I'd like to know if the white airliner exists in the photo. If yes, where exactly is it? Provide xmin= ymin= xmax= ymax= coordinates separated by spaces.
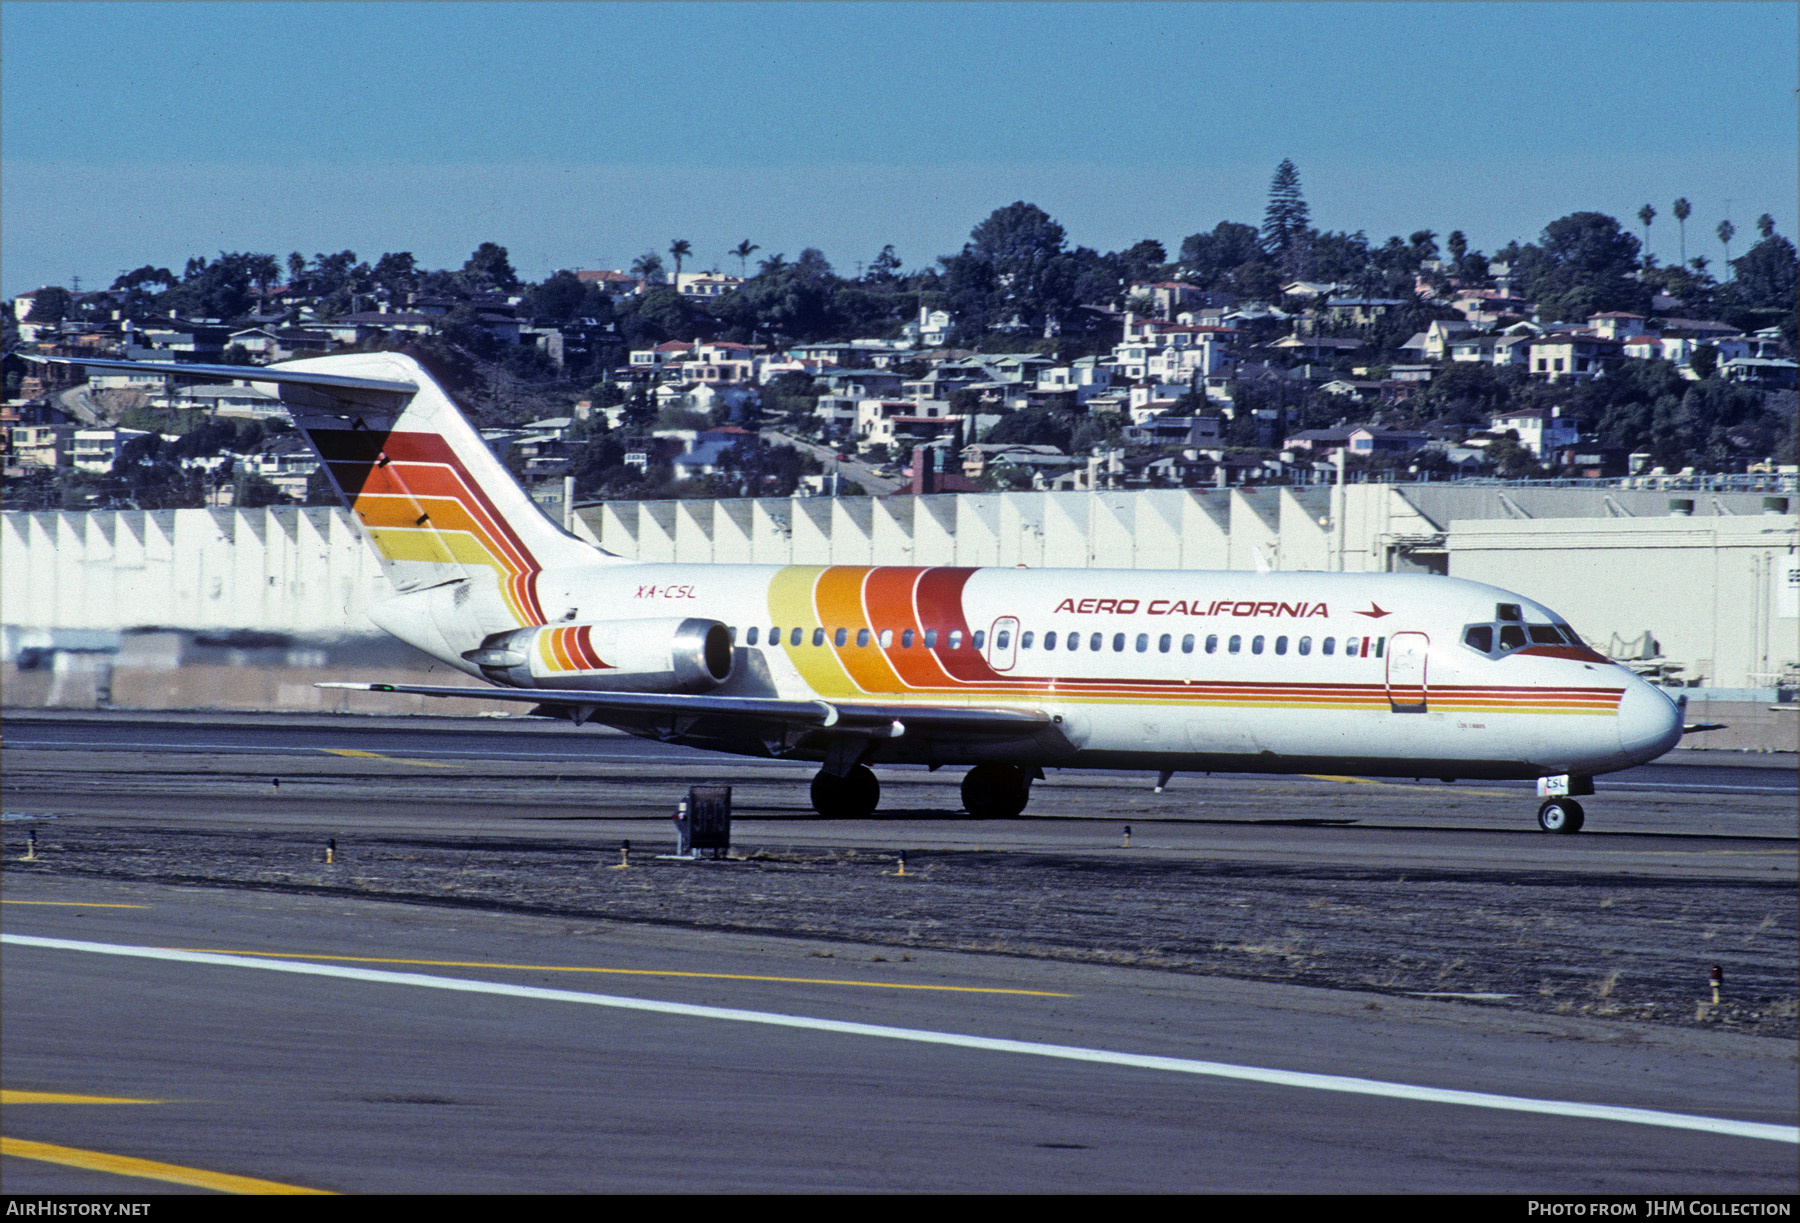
xmin=43 ymin=352 xmax=1685 ymax=832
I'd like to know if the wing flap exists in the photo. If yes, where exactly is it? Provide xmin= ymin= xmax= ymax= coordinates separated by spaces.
xmin=315 ymin=682 xmax=1052 ymax=736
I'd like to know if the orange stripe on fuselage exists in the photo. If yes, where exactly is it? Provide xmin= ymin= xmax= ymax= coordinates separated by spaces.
xmin=864 ymin=566 xmax=946 ymax=690
xmin=813 ymin=567 xmax=906 ymax=694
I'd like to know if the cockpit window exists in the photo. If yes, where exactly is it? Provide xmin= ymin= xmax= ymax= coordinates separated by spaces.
xmin=1465 ymin=606 xmax=1591 ymax=660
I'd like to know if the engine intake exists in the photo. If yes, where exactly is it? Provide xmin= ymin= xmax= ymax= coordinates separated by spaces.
xmin=464 ymin=617 xmax=733 ymax=694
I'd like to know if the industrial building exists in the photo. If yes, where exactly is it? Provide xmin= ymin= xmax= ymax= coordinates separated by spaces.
xmin=3 ymin=484 xmax=1795 ymax=698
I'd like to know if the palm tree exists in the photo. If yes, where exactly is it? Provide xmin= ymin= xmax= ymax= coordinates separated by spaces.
xmin=247 ymin=254 xmax=282 ymax=316
xmin=1672 ymin=198 xmax=1691 ymax=267
xmin=1716 ymin=219 xmax=1736 ymax=272
xmin=630 ymin=252 xmax=665 ymax=284
xmin=731 ymin=240 xmax=760 ymax=278
xmin=668 ymin=239 xmax=692 ymax=290
xmin=1757 ymin=213 xmax=1775 ymax=241
xmin=1636 ymin=204 xmax=1655 ymax=267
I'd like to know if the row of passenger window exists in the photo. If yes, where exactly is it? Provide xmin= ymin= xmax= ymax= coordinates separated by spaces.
xmin=732 ymin=624 xmax=1386 ymax=659
xmin=1013 ymin=630 xmax=1384 ymax=658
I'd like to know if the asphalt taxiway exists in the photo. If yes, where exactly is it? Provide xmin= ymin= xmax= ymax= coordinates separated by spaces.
xmin=2 ymin=712 xmax=1795 ymax=1193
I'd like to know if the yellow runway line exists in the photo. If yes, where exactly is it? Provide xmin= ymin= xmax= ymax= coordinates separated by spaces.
xmin=0 ymin=1136 xmax=332 ymax=1195
xmin=1 ymin=901 xmax=149 ymax=909
xmin=320 ymin=748 xmax=462 ymax=769
xmin=173 ymin=948 xmax=1072 ymax=997
xmin=2 ymin=1091 xmax=163 ymax=1105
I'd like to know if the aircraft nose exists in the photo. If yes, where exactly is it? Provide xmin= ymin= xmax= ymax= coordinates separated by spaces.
xmin=1617 ymin=679 xmax=1683 ymax=762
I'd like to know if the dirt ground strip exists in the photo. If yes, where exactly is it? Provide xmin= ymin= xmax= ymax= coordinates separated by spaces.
xmin=6 ymin=823 xmax=1794 ymax=1041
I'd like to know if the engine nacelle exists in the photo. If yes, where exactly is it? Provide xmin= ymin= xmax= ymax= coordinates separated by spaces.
xmin=462 ymin=617 xmax=733 ymax=694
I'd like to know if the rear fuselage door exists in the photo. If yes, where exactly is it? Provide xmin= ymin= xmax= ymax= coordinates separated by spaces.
xmin=1386 ymin=631 xmax=1429 ymax=711
xmin=987 ymin=616 xmax=1020 ymax=672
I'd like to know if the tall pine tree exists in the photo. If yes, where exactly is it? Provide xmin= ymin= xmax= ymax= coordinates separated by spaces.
xmin=1262 ymin=158 xmax=1312 ymax=279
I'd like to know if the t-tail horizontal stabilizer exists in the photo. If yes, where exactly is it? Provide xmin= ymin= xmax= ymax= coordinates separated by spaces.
xmin=23 ymin=355 xmax=418 ymax=412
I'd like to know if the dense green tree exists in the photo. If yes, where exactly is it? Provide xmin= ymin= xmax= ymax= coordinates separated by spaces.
xmin=866 ymin=244 xmax=903 ymax=284
xmin=1116 ymin=239 xmax=1168 ymax=286
xmin=24 ymin=286 xmax=72 ymax=322
xmin=1306 ymin=230 xmax=1372 ymax=288
xmin=526 ymin=270 xmax=616 ymax=322
xmin=1178 ymin=221 xmax=1263 ymax=289
xmin=1511 ymin=212 xmax=1647 ymax=320
xmin=291 ymin=250 xmax=360 ymax=299
xmin=112 ymin=266 xmax=178 ymax=293
xmin=156 ymin=252 xmax=280 ymax=320
xmin=939 ymin=202 xmax=1076 ymax=335
xmin=1261 ymin=159 xmax=1311 ymax=276
xmin=716 ymin=437 xmax=810 ymax=497
xmin=615 ymin=287 xmax=694 ymax=349
xmin=371 ymin=252 xmax=419 ymax=299
xmin=461 ymin=242 xmax=519 ymax=293
xmin=567 ymin=433 xmax=628 ymax=496
xmin=985 ymin=407 xmax=1073 ymax=451
xmin=1725 ymin=232 xmax=1798 ymax=330
xmin=1484 ymin=433 xmax=1542 ymax=478
xmin=713 ymin=248 xmax=841 ymax=343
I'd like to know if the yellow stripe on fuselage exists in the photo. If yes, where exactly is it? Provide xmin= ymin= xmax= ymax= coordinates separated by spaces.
xmin=770 ymin=565 xmax=858 ymax=698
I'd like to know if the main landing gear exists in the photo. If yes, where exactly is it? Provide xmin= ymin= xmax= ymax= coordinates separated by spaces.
xmin=810 ymin=765 xmax=880 ymax=818
xmin=807 ymin=763 xmax=1037 ymax=819
xmin=1536 ymin=798 xmax=1585 ymax=834
xmin=961 ymin=764 xmax=1033 ymax=819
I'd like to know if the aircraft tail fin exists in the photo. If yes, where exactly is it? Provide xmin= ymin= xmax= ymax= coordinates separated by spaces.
xmin=34 ymin=352 xmax=616 ymax=628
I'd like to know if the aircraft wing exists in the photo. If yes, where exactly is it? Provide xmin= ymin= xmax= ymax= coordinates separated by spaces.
xmin=316 ymin=681 xmax=1053 ymax=737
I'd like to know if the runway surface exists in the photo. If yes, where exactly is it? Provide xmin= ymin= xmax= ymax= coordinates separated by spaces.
xmin=2 ymin=711 xmax=1795 ymax=1194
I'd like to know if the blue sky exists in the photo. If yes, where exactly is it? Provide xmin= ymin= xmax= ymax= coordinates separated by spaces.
xmin=4 ymin=1 xmax=1797 ymax=298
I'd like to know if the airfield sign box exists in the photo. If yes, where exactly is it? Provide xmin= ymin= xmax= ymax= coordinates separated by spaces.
xmin=678 ymin=785 xmax=732 ymax=857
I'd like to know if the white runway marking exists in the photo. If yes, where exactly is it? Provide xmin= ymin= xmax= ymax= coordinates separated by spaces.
xmin=6 ymin=933 xmax=1795 ymax=1146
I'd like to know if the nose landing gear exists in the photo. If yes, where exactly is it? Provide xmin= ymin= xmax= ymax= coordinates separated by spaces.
xmin=1536 ymin=798 xmax=1585 ymax=834
xmin=1535 ymin=774 xmax=1594 ymax=834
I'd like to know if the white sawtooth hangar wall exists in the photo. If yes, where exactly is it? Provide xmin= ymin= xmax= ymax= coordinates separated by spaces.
xmin=3 ymin=485 xmax=1794 ymax=689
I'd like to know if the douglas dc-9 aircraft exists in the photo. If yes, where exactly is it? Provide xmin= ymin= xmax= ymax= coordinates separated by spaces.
xmin=41 ymin=352 xmax=1686 ymax=832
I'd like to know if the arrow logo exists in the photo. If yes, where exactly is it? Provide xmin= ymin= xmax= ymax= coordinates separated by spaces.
xmin=1356 ymin=603 xmax=1392 ymax=619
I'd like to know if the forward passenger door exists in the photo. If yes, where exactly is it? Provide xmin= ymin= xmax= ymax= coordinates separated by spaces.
xmin=1386 ymin=631 xmax=1429 ymax=712
xmin=986 ymin=617 xmax=1020 ymax=672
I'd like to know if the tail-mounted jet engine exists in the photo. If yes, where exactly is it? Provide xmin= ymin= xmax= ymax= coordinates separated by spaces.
xmin=462 ymin=618 xmax=734 ymax=694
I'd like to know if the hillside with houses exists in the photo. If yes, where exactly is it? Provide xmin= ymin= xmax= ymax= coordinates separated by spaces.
xmin=5 ymin=163 xmax=1795 ymax=512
